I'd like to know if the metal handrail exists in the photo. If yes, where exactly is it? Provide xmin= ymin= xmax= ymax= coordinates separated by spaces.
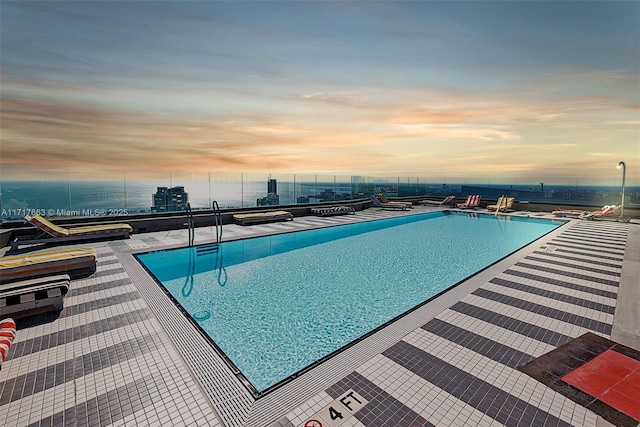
xmin=212 ymin=200 xmax=222 ymax=244
xmin=185 ymin=202 xmax=195 ymax=247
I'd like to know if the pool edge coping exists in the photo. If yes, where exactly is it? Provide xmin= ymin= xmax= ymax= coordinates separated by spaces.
xmin=120 ymin=210 xmax=573 ymax=427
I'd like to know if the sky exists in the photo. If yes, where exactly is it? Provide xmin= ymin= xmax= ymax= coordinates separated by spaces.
xmin=1 ymin=1 xmax=639 ymax=185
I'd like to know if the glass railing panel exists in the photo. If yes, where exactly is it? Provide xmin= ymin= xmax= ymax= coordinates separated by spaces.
xmin=268 ymin=174 xmax=295 ymax=205
xmin=209 ymin=173 xmax=244 ymax=209
xmin=2 ymin=170 xmax=637 ymax=224
xmin=332 ymin=175 xmax=354 ymax=201
xmin=292 ymin=174 xmax=317 ymax=205
xmin=164 ymin=172 xmax=212 ymax=212
xmin=1 ymin=170 xmax=70 ymax=221
xmin=242 ymin=173 xmax=273 ymax=208
xmin=68 ymin=169 xmax=127 ymax=219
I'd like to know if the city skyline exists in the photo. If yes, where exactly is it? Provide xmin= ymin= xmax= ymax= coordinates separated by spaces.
xmin=1 ymin=1 xmax=638 ymax=186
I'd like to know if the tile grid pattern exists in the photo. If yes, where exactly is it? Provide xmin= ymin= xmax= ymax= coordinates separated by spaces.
xmin=0 ymin=208 xmax=413 ymax=427
xmin=0 ymin=246 xmax=221 ymax=427
xmin=0 ymin=209 xmax=633 ymax=427
xmin=276 ymin=219 xmax=629 ymax=427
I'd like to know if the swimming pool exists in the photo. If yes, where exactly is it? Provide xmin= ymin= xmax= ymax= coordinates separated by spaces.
xmin=136 ymin=211 xmax=563 ymax=395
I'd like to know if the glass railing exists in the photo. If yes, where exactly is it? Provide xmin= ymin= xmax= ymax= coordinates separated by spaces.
xmin=0 ymin=170 xmax=637 ymax=221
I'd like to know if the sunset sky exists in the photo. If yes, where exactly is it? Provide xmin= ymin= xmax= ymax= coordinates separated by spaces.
xmin=1 ymin=1 xmax=638 ymax=185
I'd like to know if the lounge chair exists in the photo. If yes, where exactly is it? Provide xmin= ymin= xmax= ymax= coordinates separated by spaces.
xmin=1 ymin=274 xmax=70 ymax=318
xmin=369 ymin=195 xmax=409 ymax=211
xmin=12 ymin=215 xmax=132 ymax=249
xmin=378 ymin=193 xmax=413 ymax=208
xmin=552 ymin=208 xmax=588 ymax=218
xmin=0 ymin=247 xmax=97 ymax=283
xmin=456 ymin=195 xmax=481 ymax=209
xmin=310 ymin=206 xmax=355 ymax=217
xmin=418 ymin=195 xmax=455 ymax=206
xmin=487 ymin=196 xmax=514 ymax=212
xmin=582 ymin=205 xmax=621 ymax=220
xmin=0 ymin=318 xmax=16 ymax=370
xmin=233 ymin=210 xmax=293 ymax=225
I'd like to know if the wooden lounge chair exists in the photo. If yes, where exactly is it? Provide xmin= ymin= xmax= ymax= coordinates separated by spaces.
xmin=487 ymin=196 xmax=514 ymax=212
xmin=12 ymin=215 xmax=132 ymax=249
xmin=1 ymin=274 xmax=70 ymax=318
xmin=418 ymin=195 xmax=455 ymax=206
xmin=310 ymin=206 xmax=355 ymax=217
xmin=456 ymin=195 xmax=481 ymax=209
xmin=369 ymin=195 xmax=409 ymax=211
xmin=378 ymin=193 xmax=413 ymax=208
xmin=233 ymin=210 xmax=293 ymax=225
xmin=0 ymin=247 xmax=97 ymax=283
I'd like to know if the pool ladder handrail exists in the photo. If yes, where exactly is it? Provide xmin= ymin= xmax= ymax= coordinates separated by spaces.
xmin=212 ymin=200 xmax=222 ymax=245
xmin=211 ymin=200 xmax=227 ymax=286
xmin=186 ymin=202 xmax=195 ymax=246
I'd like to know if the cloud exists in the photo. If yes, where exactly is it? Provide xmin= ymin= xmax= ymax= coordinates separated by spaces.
xmin=2 ymin=66 xmax=638 ymax=184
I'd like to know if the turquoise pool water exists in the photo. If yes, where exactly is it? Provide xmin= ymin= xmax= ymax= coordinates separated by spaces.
xmin=136 ymin=211 xmax=563 ymax=393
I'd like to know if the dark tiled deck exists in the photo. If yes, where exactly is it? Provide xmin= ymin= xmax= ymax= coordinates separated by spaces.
xmin=0 ymin=208 xmax=637 ymax=427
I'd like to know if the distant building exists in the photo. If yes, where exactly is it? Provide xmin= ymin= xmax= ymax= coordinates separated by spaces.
xmin=152 ymin=186 xmax=189 ymax=212
xmin=257 ymin=178 xmax=280 ymax=206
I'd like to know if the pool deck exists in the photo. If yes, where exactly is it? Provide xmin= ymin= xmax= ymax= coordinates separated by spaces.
xmin=1 ymin=207 xmax=638 ymax=427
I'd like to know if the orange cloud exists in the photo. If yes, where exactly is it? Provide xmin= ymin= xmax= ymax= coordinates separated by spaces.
xmin=2 ymin=74 xmax=638 ymax=185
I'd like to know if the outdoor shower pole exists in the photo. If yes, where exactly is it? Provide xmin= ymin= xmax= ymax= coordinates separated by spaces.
xmin=617 ymin=161 xmax=626 ymax=218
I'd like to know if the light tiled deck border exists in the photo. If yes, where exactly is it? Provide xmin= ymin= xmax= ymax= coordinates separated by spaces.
xmin=0 ymin=207 xmax=637 ymax=427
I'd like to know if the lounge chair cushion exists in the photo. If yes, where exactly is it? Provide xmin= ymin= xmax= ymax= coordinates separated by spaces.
xmin=310 ymin=206 xmax=355 ymax=216
xmin=0 ymin=319 xmax=16 ymax=366
xmin=369 ymin=195 xmax=409 ymax=210
xmin=0 ymin=247 xmax=97 ymax=283
xmin=418 ymin=195 xmax=455 ymax=206
xmin=456 ymin=195 xmax=481 ymax=208
xmin=26 ymin=215 xmax=133 ymax=237
xmin=487 ymin=197 xmax=515 ymax=211
xmin=233 ymin=211 xmax=293 ymax=225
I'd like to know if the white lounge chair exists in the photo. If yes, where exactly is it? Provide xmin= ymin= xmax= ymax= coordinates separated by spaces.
xmin=418 ymin=195 xmax=455 ymax=206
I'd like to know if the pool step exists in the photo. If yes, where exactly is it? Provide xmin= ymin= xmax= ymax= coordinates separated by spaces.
xmin=196 ymin=243 xmax=219 ymax=256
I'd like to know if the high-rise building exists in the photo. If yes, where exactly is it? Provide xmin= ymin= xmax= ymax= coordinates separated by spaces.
xmin=152 ymin=186 xmax=189 ymax=212
xmin=257 ymin=178 xmax=279 ymax=206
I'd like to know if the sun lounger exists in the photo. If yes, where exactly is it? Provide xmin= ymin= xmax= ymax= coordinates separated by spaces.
xmin=233 ymin=210 xmax=293 ymax=225
xmin=377 ymin=193 xmax=413 ymax=207
xmin=310 ymin=206 xmax=355 ymax=217
xmin=0 ymin=247 xmax=97 ymax=283
xmin=456 ymin=195 xmax=481 ymax=209
xmin=582 ymin=205 xmax=621 ymax=220
xmin=12 ymin=215 xmax=132 ymax=249
xmin=369 ymin=195 xmax=409 ymax=211
xmin=1 ymin=274 xmax=70 ymax=318
xmin=552 ymin=208 xmax=588 ymax=218
xmin=418 ymin=195 xmax=455 ymax=206
xmin=487 ymin=196 xmax=514 ymax=212
xmin=0 ymin=318 xmax=16 ymax=370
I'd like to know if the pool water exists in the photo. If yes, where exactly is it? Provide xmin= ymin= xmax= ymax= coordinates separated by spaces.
xmin=137 ymin=211 xmax=562 ymax=393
